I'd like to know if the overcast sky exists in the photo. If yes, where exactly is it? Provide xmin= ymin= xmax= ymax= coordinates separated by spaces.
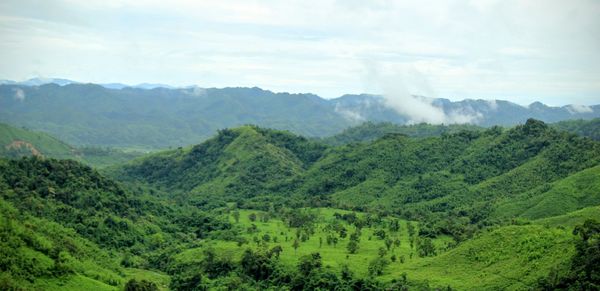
xmin=0 ymin=0 xmax=599 ymax=105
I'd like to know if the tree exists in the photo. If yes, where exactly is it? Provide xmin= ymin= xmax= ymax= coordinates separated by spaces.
xmin=368 ymin=257 xmax=389 ymax=276
xmin=416 ymin=237 xmax=436 ymax=257
xmin=125 ymin=279 xmax=159 ymax=291
xmin=347 ymin=240 xmax=359 ymax=254
xmin=378 ymin=246 xmax=387 ymax=257
xmin=249 ymin=213 xmax=257 ymax=222
xmin=292 ymin=239 xmax=300 ymax=254
xmin=385 ymin=238 xmax=393 ymax=251
xmin=270 ymin=245 xmax=283 ymax=259
xmin=298 ymin=253 xmax=322 ymax=276
xmin=232 ymin=210 xmax=240 ymax=223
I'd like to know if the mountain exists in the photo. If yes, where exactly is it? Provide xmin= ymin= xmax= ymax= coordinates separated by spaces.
xmin=1 ymin=83 xmax=599 ymax=149
xmin=0 ymin=123 xmax=143 ymax=167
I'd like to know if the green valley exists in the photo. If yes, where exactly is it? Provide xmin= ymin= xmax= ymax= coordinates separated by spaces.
xmin=1 ymin=119 xmax=599 ymax=290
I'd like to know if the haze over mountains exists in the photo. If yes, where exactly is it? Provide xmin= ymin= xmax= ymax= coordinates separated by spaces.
xmin=1 ymin=80 xmax=599 ymax=149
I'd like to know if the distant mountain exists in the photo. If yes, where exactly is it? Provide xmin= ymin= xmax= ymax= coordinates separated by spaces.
xmin=0 ymin=82 xmax=598 ymax=149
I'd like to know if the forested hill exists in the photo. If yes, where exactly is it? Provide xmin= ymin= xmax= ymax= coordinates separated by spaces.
xmin=115 ymin=119 xmax=600 ymax=236
xmin=318 ymin=122 xmax=484 ymax=145
xmin=2 ymin=119 xmax=600 ymax=290
xmin=552 ymin=118 xmax=600 ymax=140
xmin=1 ymin=83 xmax=599 ymax=149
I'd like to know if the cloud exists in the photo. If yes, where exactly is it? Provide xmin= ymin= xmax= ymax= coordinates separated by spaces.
xmin=334 ymin=103 xmax=365 ymax=122
xmin=566 ymin=104 xmax=593 ymax=114
xmin=0 ymin=0 xmax=598 ymax=104
xmin=12 ymin=88 xmax=25 ymax=101
xmin=369 ymin=63 xmax=482 ymax=124
xmin=486 ymin=99 xmax=498 ymax=111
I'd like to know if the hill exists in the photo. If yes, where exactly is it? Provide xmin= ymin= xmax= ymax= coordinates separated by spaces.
xmin=318 ymin=122 xmax=484 ymax=145
xmin=1 ymin=83 xmax=599 ymax=149
xmin=115 ymin=120 xmax=600 ymax=238
xmin=112 ymin=126 xmax=327 ymax=205
xmin=0 ymin=123 xmax=143 ymax=167
xmin=2 ymin=119 xmax=600 ymax=290
xmin=552 ymin=118 xmax=600 ymax=140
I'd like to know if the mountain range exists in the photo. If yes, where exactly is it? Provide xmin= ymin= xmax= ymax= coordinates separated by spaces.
xmin=0 ymin=80 xmax=598 ymax=149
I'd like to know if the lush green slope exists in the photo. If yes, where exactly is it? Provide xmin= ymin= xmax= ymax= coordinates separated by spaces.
xmin=113 ymin=126 xmax=327 ymax=203
xmin=493 ymin=165 xmax=600 ymax=220
xmin=552 ymin=118 xmax=600 ymax=140
xmin=0 ymin=123 xmax=75 ymax=159
xmin=0 ymin=123 xmax=143 ymax=167
xmin=319 ymin=121 xmax=484 ymax=145
xmin=3 ymin=119 xmax=600 ymax=290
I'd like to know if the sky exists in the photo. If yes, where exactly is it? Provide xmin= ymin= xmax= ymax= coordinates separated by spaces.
xmin=0 ymin=0 xmax=599 ymax=106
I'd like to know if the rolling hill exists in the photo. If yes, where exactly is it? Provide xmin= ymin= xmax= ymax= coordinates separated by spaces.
xmin=2 ymin=119 xmax=599 ymax=290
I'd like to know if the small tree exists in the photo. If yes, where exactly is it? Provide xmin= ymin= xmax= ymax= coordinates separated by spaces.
xmin=292 ymin=239 xmax=300 ymax=254
xmin=248 ymin=213 xmax=257 ymax=222
xmin=385 ymin=238 xmax=393 ymax=251
xmin=347 ymin=240 xmax=359 ymax=254
xmin=368 ymin=257 xmax=389 ymax=276
xmin=232 ymin=210 xmax=240 ymax=223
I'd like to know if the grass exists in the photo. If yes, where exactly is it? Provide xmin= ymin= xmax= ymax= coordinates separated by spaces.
xmin=172 ymin=207 xmax=582 ymax=290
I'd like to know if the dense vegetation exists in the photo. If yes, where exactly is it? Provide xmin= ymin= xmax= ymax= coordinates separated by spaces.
xmin=1 ymin=84 xmax=598 ymax=149
xmin=317 ymin=122 xmax=483 ymax=145
xmin=553 ymin=118 xmax=600 ymax=141
xmin=1 ymin=118 xmax=599 ymax=290
xmin=0 ymin=123 xmax=143 ymax=167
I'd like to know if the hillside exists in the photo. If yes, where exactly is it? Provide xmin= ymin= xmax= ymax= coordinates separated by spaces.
xmin=113 ymin=126 xmax=327 ymax=204
xmin=0 ymin=123 xmax=143 ymax=167
xmin=2 ymin=120 xmax=599 ymax=290
xmin=116 ymin=120 xmax=600 ymax=237
xmin=552 ymin=118 xmax=600 ymax=140
xmin=318 ymin=122 xmax=484 ymax=145
xmin=1 ymin=83 xmax=599 ymax=149
xmin=0 ymin=123 xmax=75 ymax=159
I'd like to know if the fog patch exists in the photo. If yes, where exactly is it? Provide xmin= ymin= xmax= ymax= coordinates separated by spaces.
xmin=566 ymin=104 xmax=593 ymax=114
xmin=13 ymin=88 xmax=25 ymax=101
xmin=334 ymin=103 xmax=366 ymax=122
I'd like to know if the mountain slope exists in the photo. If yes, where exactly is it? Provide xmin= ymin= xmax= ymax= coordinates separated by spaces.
xmin=1 ymin=83 xmax=599 ymax=149
xmin=113 ymin=126 xmax=327 ymax=203
xmin=0 ymin=123 xmax=76 ymax=159
xmin=552 ymin=118 xmax=600 ymax=140
xmin=0 ymin=123 xmax=142 ymax=167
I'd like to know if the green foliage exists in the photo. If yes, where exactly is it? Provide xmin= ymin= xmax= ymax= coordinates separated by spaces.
xmin=320 ymin=121 xmax=483 ymax=145
xmin=552 ymin=118 xmax=600 ymax=141
xmin=0 ymin=123 xmax=143 ymax=167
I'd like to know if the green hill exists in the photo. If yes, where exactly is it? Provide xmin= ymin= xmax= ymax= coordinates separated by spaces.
xmin=0 ymin=123 xmax=75 ymax=159
xmin=552 ymin=118 xmax=600 ymax=140
xmin=2 ymin=119 xmax=600 ymax=290
xmin=319 ymin=121 xmax=484 ymax=145
xmin=0 ymin=123 xmax=143 ymax=167
xmin=113 ymin=126 xmax=327 ymax=203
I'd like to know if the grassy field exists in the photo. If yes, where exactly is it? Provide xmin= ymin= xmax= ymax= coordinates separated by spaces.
xmin=170 ymin=207 xmax=579 ymax=290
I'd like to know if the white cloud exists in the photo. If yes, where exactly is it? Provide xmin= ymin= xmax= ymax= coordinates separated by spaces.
xmin=334 ymin=103 xmax=365 ymax=122
xmin=567 ymin=104 xmax=593 ymax=114
xmin=12 ymin=88 xmax=25 ymax=101
xmin=0 ymin=0 xmax=599 ymax=105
